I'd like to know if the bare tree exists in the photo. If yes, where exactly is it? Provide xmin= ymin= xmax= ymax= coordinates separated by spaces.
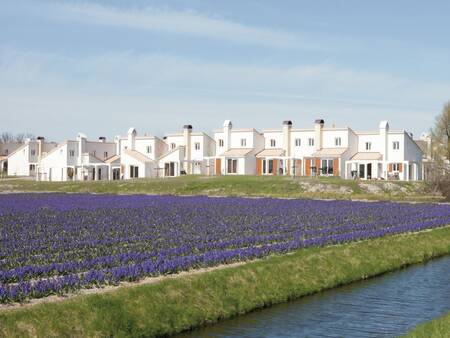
xmin=0 ymin=132 xmax=14 ymax=143
xmin=431 ymin=101 xmax=450 ymax=160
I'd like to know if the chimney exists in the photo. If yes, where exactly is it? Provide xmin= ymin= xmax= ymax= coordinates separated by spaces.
xmin=314 ymin=119 xmax=324 ymax=151
xmin=183 ymin=125 xmax=193 ymax=174
xmin=127 ymin=128 xmax=137 ymax=151
xmin=98 ymin=136 xmax=106 ymax=143
xmin=223 ymin=120 xmax=232 ymax=151
xmin=114 ymin=135 xmax=121 ymax=155
xmin=37 ymin=136 xmax=44 ymax=159
xmin=379 ymin=121 xmax=389 ymax=161
xmin=282 ymin=120 xmax=292 ymax=156
xmin=77 ymin=133 xmax=87 ymax=160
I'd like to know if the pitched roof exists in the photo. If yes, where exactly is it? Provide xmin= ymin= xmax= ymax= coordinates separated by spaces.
xmin=414 ymin=140 xmax=427 ymax=155
xmin=157 ymin=146 xmax=184 ymax=161
xmin=256 ymin=149 xmax=285 ymax=157
xmin=312 ymin=148 xmax=348 ymax=158
xmin=123 ymin=149 xmax=153 ymax=163
xmin=104 ymin=154 xmax=120 ymax=164
xmin=350 ymin=152 xmax=383 ymax=161
xmin=220 ymin=148 xmax=254 ymax=157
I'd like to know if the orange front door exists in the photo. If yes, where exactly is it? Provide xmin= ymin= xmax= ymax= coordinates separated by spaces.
xmin=256 ymin=158 xmax=262 ymax=175
xmin=273 ymin=159 xmax=278 ymax=175
xmin=305 ymin=158 xmax=311 ymax=176
xmin=215 ymin=158 xmax=221 ymax=176
xmin=333 ymin=158 xmax=339 ymax=176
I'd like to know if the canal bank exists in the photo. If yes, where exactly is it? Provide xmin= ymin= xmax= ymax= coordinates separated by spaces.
xmin=178 ymin=255 xmax=450 ymax=337
xmin=1 ymin=226 xmax=449 ymax=337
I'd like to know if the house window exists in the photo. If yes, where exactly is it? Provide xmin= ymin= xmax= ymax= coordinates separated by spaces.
xmin=219 ymin=139 xmax=224 ymax=147
xmin=227 ymin=159 xmax=238 ymax=174
xmin=320 ymin=159 xmax=334 ymax=175
xmin=130 ymin=165 xmax=139 ymax=178
xmin=195 ymin=142 xmax=200 ymax=150
xmin=31 ymin=149 xmax=36 ymax=156
xmin=29 ymin=164 xmax=36 ymax=171
xmin=104 ymin=151 xmax=108 ymax=158
xmin=295 ymin=138 xmax=301 ymax=147
xmin=240 ymin=139 xmax=247 ymax=147
xmin=392 ymin=163 xmax=400 ymax=171
xmin=393 ymin=141 xmax=400 ymax=150
xmin=171 ymin=143 xmax=176 ymax=149
xmin=270 ymin=139 xmax=276 ymax=147
xmin=366 ymin=142 xmax=372 ymax=151
xmin=335 ymin=137 xmax=341 ymax=146
xmin=308 ymin=138 xmax=314 ymax=146
xmin=263 ymin=159 xmax=274 ymax=174
xmin=69 ymin=150 xmax=75 ymax=157
xmin=146 ymin=146 xmax=152 ymax=154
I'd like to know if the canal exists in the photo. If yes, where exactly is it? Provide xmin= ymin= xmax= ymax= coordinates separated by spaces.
xmin=178 ymin=255 xmax=450 ymax=337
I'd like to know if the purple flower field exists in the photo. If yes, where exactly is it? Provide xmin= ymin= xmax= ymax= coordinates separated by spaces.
xmin=1 ymin=193 xmax=449 ymax=303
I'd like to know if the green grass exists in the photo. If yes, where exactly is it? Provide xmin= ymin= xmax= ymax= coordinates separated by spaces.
xmin=403 ymin=312 xmax=450 ymax=338
xmin=0 ymin=175 xmax=440 ymax=202
xmin=1 ymin=226 xmax=449 ymax=337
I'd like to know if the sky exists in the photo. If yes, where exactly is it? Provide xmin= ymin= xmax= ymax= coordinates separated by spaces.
xmin=1 ymin=0 xmax=449 ymax=141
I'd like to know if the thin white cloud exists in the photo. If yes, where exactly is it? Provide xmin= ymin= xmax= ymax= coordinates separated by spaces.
xmin=0 ymin=48 xmax=446 ymax=138
xmin=37 ymin=2 xmax=303 ymax=48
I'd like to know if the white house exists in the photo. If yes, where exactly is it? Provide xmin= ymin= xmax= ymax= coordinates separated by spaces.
xmin=7 ymin=138 xmax=58 ymax=177
xmin=213 ymin=120 xmax=264 ymax=175
xmin=0 ymin=142 xmax=22 ymax=175
xmin=36 ymin=134 xmax=117 ymax=181
xmin=115 ymin=128 xmax=167 ymax=179
xmin=346 ymin=121 xmax=423 ymax=180
xmin=161 ymin=125 xmax=215 ymax=177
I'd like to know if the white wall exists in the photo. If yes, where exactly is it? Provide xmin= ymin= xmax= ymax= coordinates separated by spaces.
xmin=263 ymin=131 xmax=283 ymax=149
xmin=290 ymin=130 xmax=316 ymax=158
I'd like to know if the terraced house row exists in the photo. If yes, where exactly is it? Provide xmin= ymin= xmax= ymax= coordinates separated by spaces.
xmin=1 ymin=119 xmax=430 ymax=181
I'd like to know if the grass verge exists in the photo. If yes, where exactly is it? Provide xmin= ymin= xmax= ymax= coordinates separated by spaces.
xmin=0 ymin=226 xmax=449 ymax=337
xmin=0 ymin=175 xmax=441 ymax=202
xmin=403 ymin=311 xmax=450 ymax=338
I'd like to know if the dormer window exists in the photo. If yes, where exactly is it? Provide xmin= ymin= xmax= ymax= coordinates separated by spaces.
xmin=240 ymin=139 xmax=247 ymax=147
xmin=270 ymin=139 xmax=276 ymax=147
xmin=393 ymin=141 xmax=400 ymax=150
xmin=171 ymin=143 xmax=176 ymax=149
xmin=335 ymin=137 xmax=341 ymax=146
xmin=365 ymin=142 xmax=372 ymax=151
xmin=219 ymin=139 xmax=224 ymax=147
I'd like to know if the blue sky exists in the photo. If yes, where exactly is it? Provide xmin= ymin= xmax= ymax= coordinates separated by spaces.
xmin=1 ymin=0 xmax=449 ymax=140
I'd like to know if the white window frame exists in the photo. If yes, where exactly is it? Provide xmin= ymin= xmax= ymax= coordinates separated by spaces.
xmin=194 ymin=142 xmax=201 ymax=150
xmin=365 ymin=142 xmax=372 ymax=151
xmin=171 ymin=143 xmax=176 ymax=150
xmin=308 ymin=138 xmax=314 ymax=147
xmin=270 ymin=139 xmax=276 ymax=147
xmin=393 ymin=163 xmax=400 ymax=171
xmin=295 ymin=138 xmax=301 ymax=147
xmin=393 ymin=141 xmax=400 ymax=150
xmin=146 ymin=145 xmax=152 ymax=154
xmin=335 ymin=137 xmax=341 ymax=146
xmin=227 ymin=158 xmax=238 ymax=174
xmin=69 ymin=150 xmax=75 ymax=157
xmin=104 ymin=151 xmax=108 ymax=158
xmin=240 ymin=138 xmax=247 ymax=147
xmin=218 ymin=139 xmax=224 ymax=147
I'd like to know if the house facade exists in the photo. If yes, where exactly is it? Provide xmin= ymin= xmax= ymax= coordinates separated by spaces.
xmin=36 ymin=134 xmax=117 ymax=181
xmin=7 ymin=138 xmax=58 ymax=177
xmin=6 ymin=118 xmax=424 ymax=182
xmin=0 ymin=142 xmax=22 ymax=175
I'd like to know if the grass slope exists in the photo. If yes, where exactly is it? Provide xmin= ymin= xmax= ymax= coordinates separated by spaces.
xmin=404 ymin=312 xmax=450 ymax=338
xmin=1 ymin=226 xmax=449 ymax=337
xmin=0 ymin=175 xmax=440 ymax=202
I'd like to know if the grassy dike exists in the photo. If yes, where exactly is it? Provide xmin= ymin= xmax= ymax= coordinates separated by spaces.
xmin=404 ymin=312 xmax=450 ymax=338
xmin=0 ymin=175 xmax=441 ymax=202
xmin=0 ymin=226 xmax=449 ymax=337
